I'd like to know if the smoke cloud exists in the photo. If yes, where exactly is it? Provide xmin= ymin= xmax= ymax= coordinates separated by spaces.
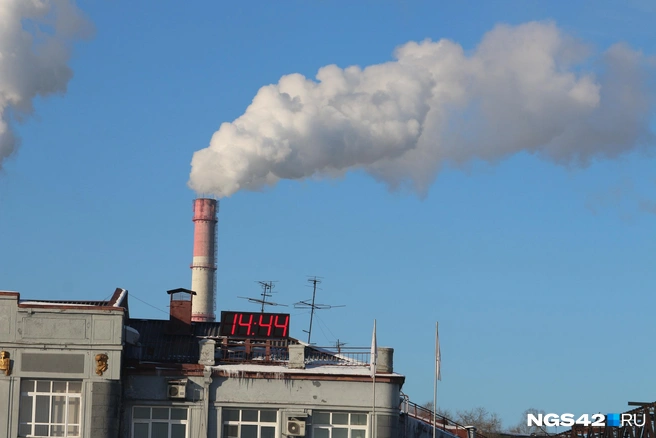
xmin=189 ymin=22 xmax=654 ymax=197
xmin=0 ymin=0 xmax=91 ymax=168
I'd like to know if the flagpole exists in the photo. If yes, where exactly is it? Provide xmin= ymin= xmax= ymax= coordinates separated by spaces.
xmin=433 ymin=321 xmax=439 ymax=438
xmin=371 ymin=319 xmax=377 ymax=438
xmin=373 ymin=366 xmax=377 ymax=438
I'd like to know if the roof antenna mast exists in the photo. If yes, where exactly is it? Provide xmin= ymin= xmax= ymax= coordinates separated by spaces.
xmin=294 ymin=276 xmax=344 ymax=344
xmin=239 ymin=281 xmax=287 ymax=312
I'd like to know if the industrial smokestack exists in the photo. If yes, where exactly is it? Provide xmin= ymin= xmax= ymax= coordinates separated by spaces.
xmin=191 ymin=198 xmax=218 ymax=322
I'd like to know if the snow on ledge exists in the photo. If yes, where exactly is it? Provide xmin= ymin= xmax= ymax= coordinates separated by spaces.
xmin=212 ymin=363 xmax=402 ymax=377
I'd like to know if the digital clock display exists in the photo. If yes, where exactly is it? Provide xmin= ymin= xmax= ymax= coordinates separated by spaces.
xmin=219 ymin=311 xmax=290 ymax=338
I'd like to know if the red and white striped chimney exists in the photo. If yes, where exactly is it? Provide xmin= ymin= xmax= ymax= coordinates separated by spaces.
xmin=191 ymin=198 xmax=218 ymax=322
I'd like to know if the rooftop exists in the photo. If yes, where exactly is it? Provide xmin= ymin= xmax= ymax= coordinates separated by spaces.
xmin=1 ymin=288 xmax=128 ymax=314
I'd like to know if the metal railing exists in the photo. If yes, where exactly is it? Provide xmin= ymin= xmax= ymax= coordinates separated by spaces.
xmin=400 ymin=398 xmax=489 ymax=438
xmin=217 ymin=338 xmax=289 ymax=363
xmin=214 ymin=342 xmax=373 ymax=367
xmin=305 ymin=346 xmax=371 ymax=366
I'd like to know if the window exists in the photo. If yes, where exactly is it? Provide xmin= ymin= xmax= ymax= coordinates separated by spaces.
xmin=18 ymin=380 xmax=82 ymax=437
xmin=313 ymin=412 xmax=368 ymax=438
xmin=132 ymin=407 xmax=189 ymax=438
xmin=223 ymin=408 xmax=278 ymax=438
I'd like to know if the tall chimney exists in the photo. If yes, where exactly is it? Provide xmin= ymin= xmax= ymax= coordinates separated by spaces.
xmin=191 ymin=198 xmax=218 ymax=322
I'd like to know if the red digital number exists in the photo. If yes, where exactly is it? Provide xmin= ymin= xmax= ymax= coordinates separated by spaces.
xmin=238 ymin=313 xmax=254 ymax=335
xmin=230 ymin=313 xmax=237 ymax=335
xmin=274 ymin=315 xmax=289 ymax=337
xmin=259 ymin=314 xmax=273 ymax=336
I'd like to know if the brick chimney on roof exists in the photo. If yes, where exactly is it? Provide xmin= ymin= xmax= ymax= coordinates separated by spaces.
xmin=167 ymin=288 xmax=196 ymax=335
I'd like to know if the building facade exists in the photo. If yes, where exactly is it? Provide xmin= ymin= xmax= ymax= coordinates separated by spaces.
xmin=0 ymin=287 xmax=465 ymax=438
xmin=121 ymin=289 xmax=405 ymax=438
xmin=0 ymin=289 xmax=127 ymax=438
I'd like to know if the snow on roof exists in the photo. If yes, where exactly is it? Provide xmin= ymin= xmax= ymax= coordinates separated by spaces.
xmin=18 ymin=298 xmax=125 ymax=309
xmin=112 ymin=288 xmax=128 ymax=307
xmin=212 ymin=363 xmax=402 ymax=377
xmin=19 ymin=301 xmax=98 ymax=307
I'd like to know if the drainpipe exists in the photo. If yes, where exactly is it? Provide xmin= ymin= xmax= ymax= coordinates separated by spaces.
xmin=202 ymin=367 xmax=211 ymax=438
xmin=198 ymin=339 xmax=215 ymax=438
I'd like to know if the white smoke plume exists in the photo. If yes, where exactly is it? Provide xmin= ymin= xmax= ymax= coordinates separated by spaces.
xmin=189 ymin=22 xmax=654 ymax=197
xmin=0 ymin=0 xmax=91 ymax=168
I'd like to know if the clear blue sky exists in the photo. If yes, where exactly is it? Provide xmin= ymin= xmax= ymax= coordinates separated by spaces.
xmin=0 ymin=0 xmax=655 ymax=429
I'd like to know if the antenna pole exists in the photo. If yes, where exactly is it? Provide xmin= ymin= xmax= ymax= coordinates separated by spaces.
xmin=307 ymin=277 xmax=320 ymax=344
xmin=259 ymin=281 xmax=274 ymax=313
xmin=294 ymin=277 xmax=344 ymax=345
xmin=239 ymin=281 xmax=287 ymax=311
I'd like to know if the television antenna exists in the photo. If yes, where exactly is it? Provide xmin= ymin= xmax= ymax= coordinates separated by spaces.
xmin=334 ymin=339 xmax=348 ymax=354
xmin=294 ymin=276 xmax=344 ymax=344
xmin=239 ymin=281 xmax=287 ymax=312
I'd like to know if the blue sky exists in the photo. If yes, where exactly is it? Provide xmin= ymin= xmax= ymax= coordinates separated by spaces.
xmin=1 ymin=0 xmax=655 ymax=428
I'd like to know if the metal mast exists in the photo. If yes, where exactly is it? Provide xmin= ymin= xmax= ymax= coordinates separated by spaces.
xmin=294 ymin=277 xmax=344 ymax=344
xmin=239 ymin=281 xmax=287 ymax=312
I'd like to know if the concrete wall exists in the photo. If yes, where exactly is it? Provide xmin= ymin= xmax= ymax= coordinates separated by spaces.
xmin=122 ymin=375 xmax=208 ymax=438
xmin=0 ymin=378 xmax=13 ymax=437
xmin=212 ymin=375 xmax=400 ymax=438
xmin=122 ymin=371 xmax=402 ymax=438
xmin=0 ymin=294 xmax=124 ymax=438
xmin=211 ymin=375 xmax=399 ymax=414
xmin=90 ymin=381 xmax=122 ymax=438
